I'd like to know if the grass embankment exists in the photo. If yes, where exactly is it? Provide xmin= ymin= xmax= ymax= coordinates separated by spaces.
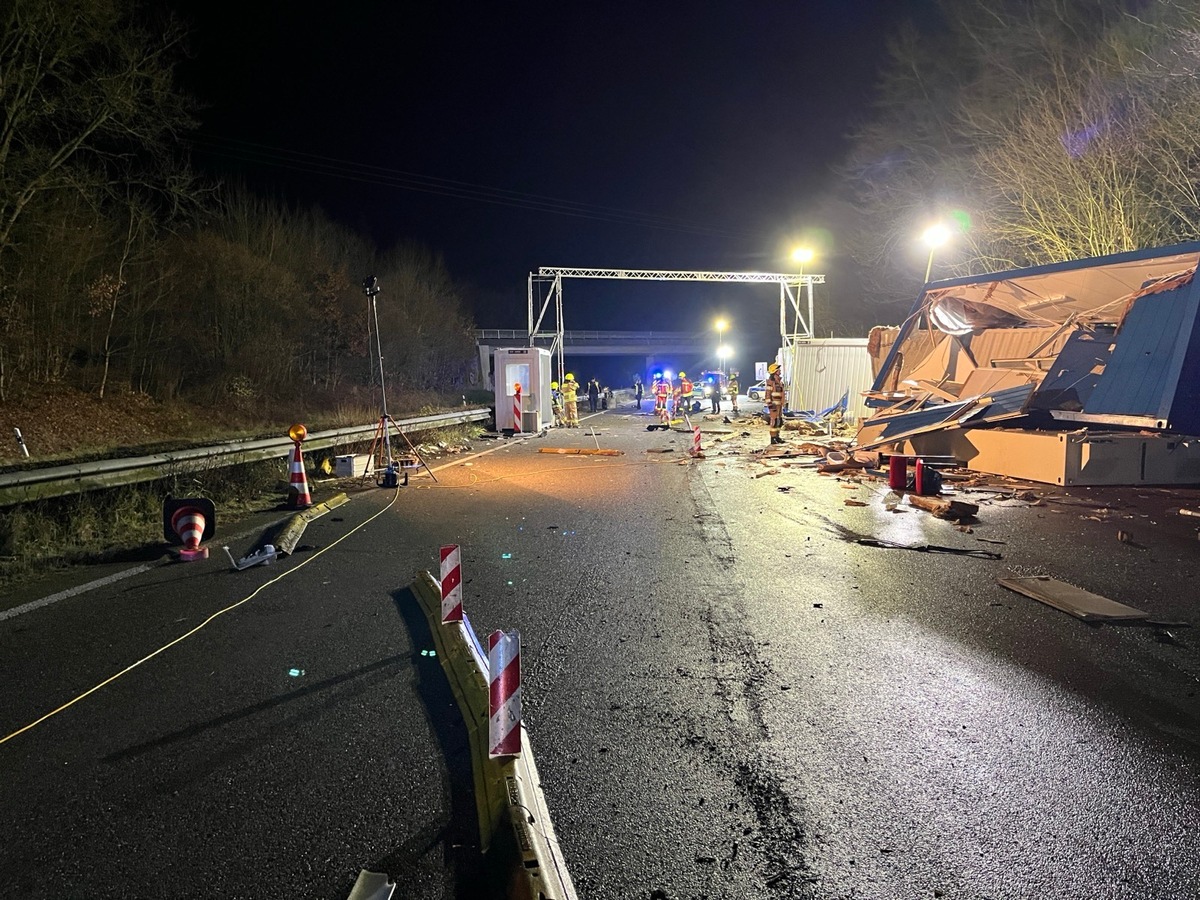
xmin=0 ymin=384 xmax=494 ymax=586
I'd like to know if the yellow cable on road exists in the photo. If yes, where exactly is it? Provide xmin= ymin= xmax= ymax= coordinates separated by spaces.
xmin=0 ymin=489 xmax=400 ymax=747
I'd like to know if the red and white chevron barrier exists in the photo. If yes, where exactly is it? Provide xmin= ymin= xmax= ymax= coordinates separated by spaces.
xmin=692 ymin=423 xmax=702 ymax=456
xmin=513 ymin=383 xmax=522 ymax=433
xmin=488 ymin=629 xmax=521 ymax=757
xmin=440 ymin=544 xmax=463 ymax=623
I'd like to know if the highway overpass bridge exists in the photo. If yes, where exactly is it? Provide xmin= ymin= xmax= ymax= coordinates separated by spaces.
xmin=475 ymin=329 xmax=712 ymax=388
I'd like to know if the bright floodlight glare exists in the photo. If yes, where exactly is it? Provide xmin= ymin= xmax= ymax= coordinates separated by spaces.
xmin=791 ymin=247 xmax=814 ymax=265
xmin=664 ymin=369 xmax=674 ymax=380
xmin=715 ymin=318 xmax=727 ymax=332
xmin=922 ymin=224 xmax=951 ymax=249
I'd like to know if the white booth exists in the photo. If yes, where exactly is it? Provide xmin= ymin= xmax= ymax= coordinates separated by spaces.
xmin=493 ymin=347 xmax=553 ymax=431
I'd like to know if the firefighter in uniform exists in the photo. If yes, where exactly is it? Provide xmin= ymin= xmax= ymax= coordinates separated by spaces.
xmin=653 ymin=372 xmax=672 ymax=426
xmin=728 ymin=370 xmax=740 ymax=416
xmin=766 ymin=363 xmax=786 ymax=445
xmin=562 ymin=373 xmax=580 ymax=427
xmin=678 ymin=372 xmax=694 ymax=417
xmin=550 ymin=381 xmax=564 ymax=427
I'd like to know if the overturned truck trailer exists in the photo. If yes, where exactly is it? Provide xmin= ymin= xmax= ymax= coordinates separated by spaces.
xmin=858 ymin=242 xmax=1200 ymax=486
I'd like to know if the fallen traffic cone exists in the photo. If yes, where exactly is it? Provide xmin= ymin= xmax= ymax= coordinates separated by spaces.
xmin=163 ymin=497 xmax=216 ymax=562
xmin=287 ymin=441 xmax=312 ymax=508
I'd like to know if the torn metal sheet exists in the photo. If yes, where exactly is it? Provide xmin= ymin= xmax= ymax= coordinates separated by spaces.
xmin=997 ymin=575 xmax=1148 ymax=622
xmin=858 ymin=244 xmax=1200 ymax=484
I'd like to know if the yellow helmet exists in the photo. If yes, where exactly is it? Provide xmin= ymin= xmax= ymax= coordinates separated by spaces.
xmin=550 ymin=381 xmax=559 ymax=389
xmin=679 ymin=371 xmax=686 ymax=378
xmin=565 ymin=373 xmax=575 ymax=381
xmin=768 ymin=362 xmax=780 ymax=374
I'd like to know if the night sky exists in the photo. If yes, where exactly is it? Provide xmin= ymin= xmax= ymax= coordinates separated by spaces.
xmin=169 ymin=0 xmax=931 ymax=382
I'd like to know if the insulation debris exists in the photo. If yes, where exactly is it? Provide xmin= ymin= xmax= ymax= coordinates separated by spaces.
xmin=997 ymin=575 xmax=1148 ymax=622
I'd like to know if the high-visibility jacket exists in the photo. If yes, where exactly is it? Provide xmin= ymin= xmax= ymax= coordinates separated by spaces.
xmin=562 ymin=381 xmax=578 ymax=403
xmin=727 ymin=376 xmax=740 ymax=396
xmin=680 ymin=378 xmax=694 ymax=399
xmin=654 ymin=379 xmax=671 ymax=400
xmin=766 ymin=373 xmax=785 ymax=408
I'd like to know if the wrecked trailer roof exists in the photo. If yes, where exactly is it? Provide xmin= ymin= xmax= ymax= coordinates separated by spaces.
xmin=867 ymin=241 xmax=1200 ymax=435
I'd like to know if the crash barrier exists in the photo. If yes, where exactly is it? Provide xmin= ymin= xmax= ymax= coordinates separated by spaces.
xmin=0 ymin=408 xmax=492 ymax=507
xmin=410 ymin=569 xmax=577 ymax=900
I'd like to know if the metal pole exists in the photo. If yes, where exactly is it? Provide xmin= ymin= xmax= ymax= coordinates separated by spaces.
xmin=924 ymin=248 xmax=936 ymax=284
xmin=806 ymin=274 xmax=814 ymax=341
xmin=371 ymin=292 xmax=392 ymax=465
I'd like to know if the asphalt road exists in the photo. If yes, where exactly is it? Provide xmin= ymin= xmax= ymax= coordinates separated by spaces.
xmin=3 ymin=404 xmax=1200 ymax=899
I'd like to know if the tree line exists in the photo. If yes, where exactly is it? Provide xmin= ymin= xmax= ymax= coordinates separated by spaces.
xmin=837 ymin=0 xmax=1200 ymax=316
xmin=0 ymin=0 xmax=477 ymax=406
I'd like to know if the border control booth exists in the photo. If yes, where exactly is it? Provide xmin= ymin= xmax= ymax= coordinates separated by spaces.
xmin=494 ymin=347 xmax=552 ymax=431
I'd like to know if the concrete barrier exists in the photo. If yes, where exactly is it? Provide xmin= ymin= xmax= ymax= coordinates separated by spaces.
xmin=410 ymin=571 xmax=577 ymax=899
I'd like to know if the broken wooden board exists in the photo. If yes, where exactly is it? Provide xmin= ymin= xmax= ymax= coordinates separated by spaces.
xmin=538 ymin=448 xmax=623 ymax=456
xmin=906 ymin=494 xmax=979 ymax=521
xmin=997 ymin=575 xmax=1148 ymax=622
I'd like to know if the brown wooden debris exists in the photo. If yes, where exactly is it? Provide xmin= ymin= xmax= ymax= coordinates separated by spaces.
xmin=906 ymin=494 xmax=980 ymax=521
xmin=539 ymin=448 xmax=623 ymax=456
xmin=844 ymin=498 xmax=868 ymax=507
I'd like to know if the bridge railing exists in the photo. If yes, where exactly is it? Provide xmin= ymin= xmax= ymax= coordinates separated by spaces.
xmin=476 ymin=329 xmax=701 ymax=342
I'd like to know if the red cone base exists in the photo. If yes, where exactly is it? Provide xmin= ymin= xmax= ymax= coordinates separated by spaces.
xmin=178 ymin=546 xmax=209 ymax=561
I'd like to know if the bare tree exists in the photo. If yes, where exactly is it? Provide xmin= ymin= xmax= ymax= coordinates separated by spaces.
xmin=840 ymin=0 xmax=1200 ymax=307
xmin=0 ymin=0 xmax=196 ymax=260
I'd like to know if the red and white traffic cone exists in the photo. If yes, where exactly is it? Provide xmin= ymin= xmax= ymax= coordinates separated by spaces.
xmin=488 ymin=629 xmax=521 ymax=758
xmin=513 ymin=383 xmax=522 ymax=433
xmin=440 ymin=544 xmax=463 ymax=623
xmin=287 ymin=441 xmax=312 ymax=508
xmin=171 ymin=505 xmax=210 ymax=561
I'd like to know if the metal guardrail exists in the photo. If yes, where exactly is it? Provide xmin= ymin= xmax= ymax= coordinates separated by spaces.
xmin=0 ymin=408 xmax=492 ymax=507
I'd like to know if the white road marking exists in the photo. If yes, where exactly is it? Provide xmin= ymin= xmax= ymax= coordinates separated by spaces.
xmin=0 ymin=564 xmax=153 ymax=623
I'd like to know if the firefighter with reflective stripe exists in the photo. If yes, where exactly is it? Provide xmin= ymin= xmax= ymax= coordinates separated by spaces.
xmin=728 ymin=370 xmax=740 ymax=416
xmin=561 ymin=373 xmax=580 ymax=427
xmin=678 ymin=372 xmax=694 ymax=416
xmin=653 ymin=372 xmax=671 ymax=425
xmin=766 ymin=363 xmax=786 ymax=445
xmin=550 ymin=380 xmax=564 ymax=426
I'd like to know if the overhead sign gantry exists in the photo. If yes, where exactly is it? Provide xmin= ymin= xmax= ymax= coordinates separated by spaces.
xmin=526 ymin=267 xmax=825 ymax=379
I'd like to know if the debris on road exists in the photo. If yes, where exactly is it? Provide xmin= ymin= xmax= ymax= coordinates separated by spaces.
xmin=538 ymin=448 xmax=623 ymax=456
xmin=906 ymin=494 xmax=980 ymax=522
xmin=997 ymin=575 xmax=1149 ymax=622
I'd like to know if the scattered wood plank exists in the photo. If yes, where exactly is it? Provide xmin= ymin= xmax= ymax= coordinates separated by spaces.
xmin=537 ymin=448 xmax=623 ymax=456
xmin=997 ymin=575 xmax=1148 ymax=622
xmin=906 ymin=494 xmax=980 ymax=521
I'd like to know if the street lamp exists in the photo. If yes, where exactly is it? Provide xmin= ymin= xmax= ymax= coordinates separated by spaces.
xmin=715 ymin=318 xmax=727 ymax=375
xmin=921 ymin=224 xmax=951 ymax=284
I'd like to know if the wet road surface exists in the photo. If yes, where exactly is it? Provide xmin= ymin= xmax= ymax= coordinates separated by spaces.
xmin=2 ymin=406 xmax=1199 ymax=899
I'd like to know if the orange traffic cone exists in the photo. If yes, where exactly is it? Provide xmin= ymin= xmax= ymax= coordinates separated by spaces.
xmin=287 ymin=441 xmax=312 ymax=508
xmin=164 ymin=498 xmax=215 ymax=561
